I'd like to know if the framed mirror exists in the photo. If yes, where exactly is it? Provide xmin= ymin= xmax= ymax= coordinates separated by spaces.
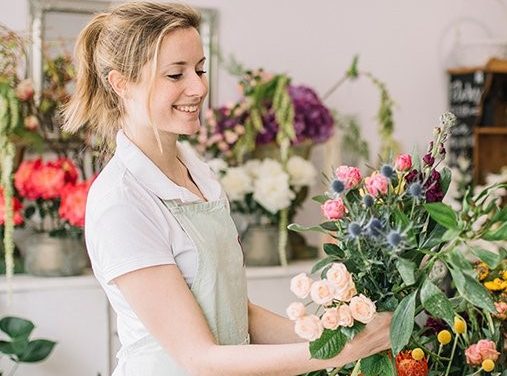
xmin=28 ymin=0 xmax=219 ymax=122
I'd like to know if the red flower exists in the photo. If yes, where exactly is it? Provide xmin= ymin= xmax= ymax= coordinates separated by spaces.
xmin=58 ymin=180 xmax=91 ymax=228
xmin=31 ymin=161 xmax=66 ymax=199
xmin=54 ymin=158 xmax=78 ymax=185
xmin=0 ymin=186 xmax=24 ymax=226
xmin=395 ymin=351 xmax=429 ymax=376
xmin=14 ymin=158 xmax=42 ymax=200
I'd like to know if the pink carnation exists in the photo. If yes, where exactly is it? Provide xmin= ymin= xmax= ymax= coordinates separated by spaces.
xmin=394 ymin=154 xmax=412 ymax=171
xmin=364 ymin=172 xmax=389 ymax=197
xmin=335 ymin=166 xmax=362 ymax=190
xmin=321 ymin=198 xmax=346 ymax=220
xmin=476 ymin=339 xmax=500 ymax=361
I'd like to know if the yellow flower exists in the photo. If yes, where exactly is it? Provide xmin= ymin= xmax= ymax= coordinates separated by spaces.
xmin=485 ymin=278 xmax=507 ymax=291
xmin=482 ymin=359 xmax=495 ymax=372
xmin=502 ymin=270 xmax=507 ymax=280
xmin=476 ymin=262 xmax=489 ymax=281
xmin=453 ymin=317 xmax=466 ymax=334
xmin=411 ymin=348 xmax=425 ymax=361
xmin=437 ymin=330 xmax=452 ymax=345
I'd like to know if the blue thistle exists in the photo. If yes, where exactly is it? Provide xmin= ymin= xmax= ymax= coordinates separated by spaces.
xmin=363 ymin=194 xmax=374 ymax=208
xmin=348 ymin=222 xmax=362 ymax=238
xmin=386 ymin=230 xmax=402 ymax=247
xmin=331 ymin=179 xmax=345 ymax=194
xmin=367 ymin=218 xmax=382 ymax=237
xmin=381 ymin=164 xmax=395 ymax=179
xmin=408 ymin=182 xmax=423 ymax=198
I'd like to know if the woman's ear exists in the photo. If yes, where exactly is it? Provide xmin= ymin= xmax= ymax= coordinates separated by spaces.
xmin=107 ymin=70 xmax=128 ymax=98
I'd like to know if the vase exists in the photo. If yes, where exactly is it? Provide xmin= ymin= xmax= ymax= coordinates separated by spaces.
xmin=14 ymin=230 xmax=89 ymax=277
xmin=240 ymin=224 xmax=293 ymax=266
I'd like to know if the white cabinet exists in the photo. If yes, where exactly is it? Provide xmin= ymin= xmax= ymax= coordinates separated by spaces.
xmin=0 ymin=260 xmax=314 ymax=375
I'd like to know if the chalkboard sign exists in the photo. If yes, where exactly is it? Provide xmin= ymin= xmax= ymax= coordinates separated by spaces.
xmin=447 ymin=71 xmax=485 ymax=167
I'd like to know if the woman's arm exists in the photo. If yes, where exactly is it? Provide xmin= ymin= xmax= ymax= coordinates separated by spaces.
xmin=248 ymin=301 xmax=304 ymax=344
xmin=115 ymin=264 xmax=392 ymax=376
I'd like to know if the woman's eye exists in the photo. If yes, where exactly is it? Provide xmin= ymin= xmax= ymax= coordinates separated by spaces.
xmin=166 ymin=74 xmax=183 ymax=80
xmin=197 ymin=70 xmax=207 ymax=76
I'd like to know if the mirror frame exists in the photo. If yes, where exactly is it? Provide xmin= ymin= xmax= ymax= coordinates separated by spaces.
xmin=28 ymin=0 xmax=219 ymax=108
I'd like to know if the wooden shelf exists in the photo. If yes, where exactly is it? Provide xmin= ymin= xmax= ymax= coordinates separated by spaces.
xmin=448 ymin=58 xmax=507 ymax=75
xmin=473 ymin=126 xmax=507 ymax=184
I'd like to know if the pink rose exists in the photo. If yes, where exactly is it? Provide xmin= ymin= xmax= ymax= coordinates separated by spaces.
xmin=326 ymin=263 xmax=357 ymax=302
xmin=476 ymin=339 xmax=500 ymax=361
xmin=24 ymin=115 xmax=40 ymax=130
xmin=494 ymin=301 xmax=507 ymax=320
xmin=286 ymin=302 xmax=306 ymax=321
xmin=310 ymin=280 xmax=336 ymax=306
xmin=364 ymin=172 xmax=389 ymax=197
xmin=321 ymin=308 xmax=340 ymax=330
xmin=335 ymin=282 xmax=357 ymax=302
xmin=349 ymin=294 xmax=376 ymax=324
xmin=290 ymin=273 xmax=313 ymax=299
xmin=336 ymin=304 xmax=354 ymax=327
xmin=294 ymin=315 xmax=324 ymax=341
xmin=465 ymin=344 xmax=482 ymax=365
xmin=321 ymin=198 xmax=346 ymax=220
xmin=335 ymin=166 xmax=362 ymax=190
xmin=15 ymin=79 xmax=34 ymax=101
xmin=394 ymin=154 xmax=412 ymax=171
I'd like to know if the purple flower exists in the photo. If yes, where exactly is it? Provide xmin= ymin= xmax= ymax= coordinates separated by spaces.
xmin=424 ymin=170 xmax=444 ymax=202
xmin=423 ymin=153 xmax=435 ymax=167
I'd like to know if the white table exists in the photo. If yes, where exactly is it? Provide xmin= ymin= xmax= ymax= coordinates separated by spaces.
xmin=0 ymin=260 xmax=315 ymax=376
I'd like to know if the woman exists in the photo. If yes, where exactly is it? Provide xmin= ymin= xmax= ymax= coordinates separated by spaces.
xmin=63 ymin=2 xmax=392 ymax=375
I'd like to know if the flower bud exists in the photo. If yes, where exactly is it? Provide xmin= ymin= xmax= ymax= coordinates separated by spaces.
xmin=453 ymin=317 xmax=466 ymax=334
xmin=482 ymin=359 xmax=495 ymax=372
xmin=437 ymin=330 xmax=452 ymax=345
xmin=411 ymin=348 xmax=425 ymax=361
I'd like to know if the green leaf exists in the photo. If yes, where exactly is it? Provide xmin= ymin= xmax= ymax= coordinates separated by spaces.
xmin=492 ymin=206 xmax=507 ymax=223
xmin=323 ymin=243 xmax=345 ymax=258
xmin=0 ymin=317 xmax=34 ymax=339
xmin=312 ymin=195 xmax=329 ymax=204
xmin=482 ymin=222 xmax=507 ymax=241
xmin=341 ymin=322 xmax=365 ymax=341
xmin=420 ymin=279 xmax=454 ymax=326
xmin=440 ymin=167 xmax=452 ymax=196
xmin=441 ymin=228 xmax=461 ymax=242
xmin=396 ymin=258 xmax=416 ymax=286
xmin=448 ymin=267 xmax=496 ymax=313
xmin=311 ymin=256 xmax=340 ymax=274
xmin=447 ymin=249 xmax=474 ymax=274
xmin=423 ymin=203 xmax=458 ymax=229
xmin=420 ymin=224 xmax=447 ymax=249
xmin=288 ymin=223 xmax=328 ymax=235
xmin=18 ymin=339 xmax=56 ymax=363
xmin=390 ymin=292 xmax=416 ymax=355
xmin=309 ymin=329 xmax=347 ymax=360
xmin=470 ymin=248 xmax=503 ymax=269
xmin=360 ymin=352 xmax=395 ymax=376
xmin=0 ymin=337 xmax=29 ymax=357
xmin=320 ymin=221 xmax=339 ymax=231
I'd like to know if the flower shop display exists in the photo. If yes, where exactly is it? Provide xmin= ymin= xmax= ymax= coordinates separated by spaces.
xmin=288 ymin=113 xmax=506 ymax=375
xmin=0 ymin=316 xmax=56 ymax=375
xmin=12 ymin=156 xmax=93 ymax=276
xmin=210 ymin=155 xmax=317 ymax=265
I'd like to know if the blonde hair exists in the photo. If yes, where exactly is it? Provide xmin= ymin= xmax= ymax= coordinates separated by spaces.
xmin=62 ymin=2 xmax=201 ymax=152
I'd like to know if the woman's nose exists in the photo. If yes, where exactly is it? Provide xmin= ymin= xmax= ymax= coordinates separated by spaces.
xmin=186 ymin=72 xmax=208 ymax=98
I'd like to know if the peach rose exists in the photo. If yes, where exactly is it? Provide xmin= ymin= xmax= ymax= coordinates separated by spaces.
xmin=286 ymin=302 xmax=306 ymax=321
xmin=349 ymin=294 xmax=376 ymax=324
xmin=310 ymin=280 xmax=336 ymax=306
xmin=465 ymin=344 xmax=482 ymax=365
xmin=364 ymin=172 xmax=389 ymax=197
xmin=321 ymin=308 xmax=340 ymax=330
xmin=336 ymin=304 xmax=354 ymax=327
xmin=321 ymin=198 xmax=347 ymax=220
xmin=290 ymin=273 xmax=313 ymax=299
xmin=294 ymin=315 xmax=324 ymax=341
xmin=476 ymin=339 xmax=500 ymax=361
xmin=326 ymin=263 xmax=351 ymax=287
xmin=335 ymin=166 xmax=362 ymax=190
xmin=335 ymin=282 xmax=357 ymax=302
xmin=494 ymin=301 xmax=507 ymax=320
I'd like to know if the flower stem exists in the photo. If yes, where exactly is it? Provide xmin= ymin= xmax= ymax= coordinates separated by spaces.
xmin=444 ymin=331 xmax=459 ymax=376
xmin=350 ymin=360 xmax=361 ymax=376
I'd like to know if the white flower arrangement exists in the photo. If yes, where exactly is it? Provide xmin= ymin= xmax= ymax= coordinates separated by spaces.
xmin=209 ymin=156 xmax=317 ymax=224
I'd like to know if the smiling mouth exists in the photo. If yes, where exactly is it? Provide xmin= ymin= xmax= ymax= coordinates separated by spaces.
xmin=173 ymin=104 xmax=199 ymax=113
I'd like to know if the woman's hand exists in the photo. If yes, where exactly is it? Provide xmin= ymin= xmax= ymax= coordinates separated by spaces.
xmin=332 ymin=312 xmax=393 ymax=366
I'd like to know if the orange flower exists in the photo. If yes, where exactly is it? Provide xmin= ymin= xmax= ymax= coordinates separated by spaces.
xmin=31 ymin=162 xmax=65 ymax=199
xmin=395 ymin=350 xmax=429 ymax=376
xmin=0 ymin=186 xmax=24 ymax=226
xmin=58 ymin=181 xmax=91 ymax=227
xmin=14 ymin=158 xmax=43 ymax=200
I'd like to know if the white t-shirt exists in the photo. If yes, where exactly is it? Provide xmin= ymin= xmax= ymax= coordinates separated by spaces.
xmin=85 ymin=130 xmax=225 ymax=348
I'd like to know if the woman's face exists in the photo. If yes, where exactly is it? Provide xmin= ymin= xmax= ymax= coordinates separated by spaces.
xmin=125 ymin=27 xmax=208 ymax=137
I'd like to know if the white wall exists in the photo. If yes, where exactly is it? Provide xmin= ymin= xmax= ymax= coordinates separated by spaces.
xmin=2 ymin=0 xmax=507 ymax=245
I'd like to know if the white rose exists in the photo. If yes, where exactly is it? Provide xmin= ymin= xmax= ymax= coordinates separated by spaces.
xmin=253 ymin=174 xmax=295 ymax=214
xmin=257 ymin=158 xmax=284 ymax=177
xmin=287 ymin=156 xmax=317 ymax=187
xmin=349 ymin=294 xmax=376 ymax=324
xmin=336 ymin=304 xmax=354 ymax=327
xmin=220 ymin=167 xmax=253 ymax=201
xmin=321 ymin=308 xmax=340 ymax=330
xmin=243 ymin=159 xmax=262 ymax=178
xmin=310 ymin=280 xmax=336 ymax=306
xmin=290 ymin=273 xmax=313 ymax=299
xmin=294 ymin=315 xmax=324 ymax=341
xmin=286 ymin=302 xmax=306 ymax=321
xmin=207 ymin=158 xmax=228 ymax=174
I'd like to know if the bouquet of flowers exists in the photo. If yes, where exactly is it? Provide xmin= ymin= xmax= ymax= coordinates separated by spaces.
xmin=288 ymin=113 xmax=506 ymax=375
xmin=190 ymin=68 xmax=334 ymax=164
xmin=210 ymin=155 xmax=317 ymax=225
xmin=14 ymin=156 xmax=92 ymax=238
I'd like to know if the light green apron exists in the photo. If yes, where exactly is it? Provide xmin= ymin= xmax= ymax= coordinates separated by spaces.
xmin=113 ymin=198 xmax=250 ymax=376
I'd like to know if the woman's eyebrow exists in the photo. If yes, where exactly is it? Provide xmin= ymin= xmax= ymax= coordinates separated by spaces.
xmin=165 ymin=57 xmax=206 ymax=67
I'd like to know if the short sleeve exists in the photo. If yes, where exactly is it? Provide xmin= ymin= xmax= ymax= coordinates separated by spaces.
xmin=88 ymin=203 xmax=175 ymax=284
